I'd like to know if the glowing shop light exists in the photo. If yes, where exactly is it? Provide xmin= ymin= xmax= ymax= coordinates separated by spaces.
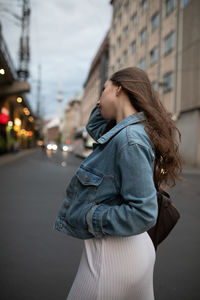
xmin=20 ymin=129 xmax=26 ymax=135
xmin=1 ymin=107 xmax=9 ymax=115
xmin=23 ymin=107 xmax=30 ymax=115
xmin=28 ymin=116 xmax=34 ymax=122
xmin=8 ymin=121 xmax=13 ymax=127
xmin=0 ymin=68 xmax=5 ymax=75
xmin=27 ymin=131 xmax=33 ymax=136
xmin=17 ymin=97 xmax=22 ymax=103
xmin=14 ymin=118 xmax=21 ymax=127
xmin=14 ymin=125 xmax=19 ymax=131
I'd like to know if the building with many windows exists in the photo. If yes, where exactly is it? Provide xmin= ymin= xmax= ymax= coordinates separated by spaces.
xmin=62 ymin=95 xmax=82 ymax=144
xmin=80 ymin=32 xmax=109 ymax=126
xmin=109 ymin=0 xmax=200 ymax=165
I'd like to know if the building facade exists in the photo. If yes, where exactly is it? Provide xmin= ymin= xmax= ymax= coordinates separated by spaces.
xmin=109 ymin=0 xmax=200 ymax=165
xmin=0 ymin=23 xmax=36 ymax=154
xmin=80 ymin=32 xmax=109 ymax=126
xmin=62 ymin=96 xmax=82 ymax=144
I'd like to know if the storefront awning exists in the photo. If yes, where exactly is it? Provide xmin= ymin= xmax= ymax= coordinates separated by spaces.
xmin=0 ymin=80 xmax=30 ymax=97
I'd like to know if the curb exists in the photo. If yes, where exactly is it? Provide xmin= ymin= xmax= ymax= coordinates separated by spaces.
xmin=182 ymin=164 xmax=200 ymax=176
xmin=0 ymin=148 xmax=38 ymax=166
xmin=182 ymin=168 xmax=200 ymax=175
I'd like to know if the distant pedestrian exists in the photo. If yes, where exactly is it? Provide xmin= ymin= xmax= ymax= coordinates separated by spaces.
xmin=54 ymin=67 xmax=182 ymax=299
xmin=13 ymin=140 xmax=20 ymax=153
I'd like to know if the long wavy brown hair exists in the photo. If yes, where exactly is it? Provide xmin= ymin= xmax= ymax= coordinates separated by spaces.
xmin=105 ymin=67 xmax=182 ymax=189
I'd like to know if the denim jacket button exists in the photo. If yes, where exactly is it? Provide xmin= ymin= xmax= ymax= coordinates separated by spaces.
xmin=83 ymin=174 xmax=88 ymax=182
xmin=59 ymin=223 xmax=63 ymax=229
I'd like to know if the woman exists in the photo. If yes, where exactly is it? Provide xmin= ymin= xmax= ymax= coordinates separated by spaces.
xmin=54 ymin=67 xmax=182 ymax=300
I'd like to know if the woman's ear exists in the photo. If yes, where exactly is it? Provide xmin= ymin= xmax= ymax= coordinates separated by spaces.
xmin=116 ymin=86 xmax=122 ymax=96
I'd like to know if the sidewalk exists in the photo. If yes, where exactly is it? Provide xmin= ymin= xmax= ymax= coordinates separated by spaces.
xmin=0 ymin=148 xmax=37 ymax=166
xmin=182 ymin=165 xmax=200 ymax=175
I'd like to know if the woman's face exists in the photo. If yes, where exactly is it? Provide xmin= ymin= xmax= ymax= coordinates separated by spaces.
xmin=97 ymin=80 xmax=118 ymax=120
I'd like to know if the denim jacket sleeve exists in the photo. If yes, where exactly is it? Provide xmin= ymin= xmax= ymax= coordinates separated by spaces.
xmin=86 ymin=143 xmax=158 ymax=238
xmin=86 ymin=106 xmax=109 ymax=141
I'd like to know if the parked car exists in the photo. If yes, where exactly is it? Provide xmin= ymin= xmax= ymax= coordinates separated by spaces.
xmin=60 ymin=144 xmax=74 ymax=152
xmin=46 ymin=141 xmax=58 ymax=151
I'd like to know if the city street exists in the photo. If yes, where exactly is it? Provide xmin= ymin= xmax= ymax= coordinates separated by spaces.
xmin=0 ymin=149 xmax=199 ymax=300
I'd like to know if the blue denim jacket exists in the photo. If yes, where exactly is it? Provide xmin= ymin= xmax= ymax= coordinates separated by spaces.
xmin=54 ymin=106 xmax=158 ymax=239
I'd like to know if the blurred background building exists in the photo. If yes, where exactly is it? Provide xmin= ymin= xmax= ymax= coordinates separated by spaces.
xmin=80 ymin=32 xmax=109 ymax=126
xmin=1 ymin=0 xmax=199 ymax=166
xmin=63 ymin=94 xmax=82 ymax=145
xmin=77 ymin=0 xmax=199 ymax=165
xmin=108 ymin=0 xmax=200 ymax=165
xmin=0 ymin=21 xmax=37 ymax=154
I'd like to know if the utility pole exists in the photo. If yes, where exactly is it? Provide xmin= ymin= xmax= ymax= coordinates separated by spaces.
xmin=0 ymin=0 xmax=31 ymax=80
xmin=17 ymin=0 xmax=30 ymax=80
xmin=36 ymin=64 xmax=41 ymax=119
xmin=57 ymin=82 xmax=63 ymax=144
xmin=57 ymin=83 xmax=63 ymax=122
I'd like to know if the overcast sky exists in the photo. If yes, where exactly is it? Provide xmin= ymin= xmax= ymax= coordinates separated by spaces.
xmin=0 ymin=0 xmax=112 ymax=119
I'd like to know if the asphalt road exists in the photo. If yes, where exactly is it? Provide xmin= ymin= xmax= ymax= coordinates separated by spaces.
xmin=0 ymin=148 xmax=199 ymax=300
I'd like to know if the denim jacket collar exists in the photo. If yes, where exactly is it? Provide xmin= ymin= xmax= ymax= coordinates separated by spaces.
xmin=97 ymin=111 xmax=146 ymax=144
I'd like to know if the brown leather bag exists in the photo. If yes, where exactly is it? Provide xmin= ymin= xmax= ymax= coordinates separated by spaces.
xmin=147 ymin=189 xmax=180 ymax=250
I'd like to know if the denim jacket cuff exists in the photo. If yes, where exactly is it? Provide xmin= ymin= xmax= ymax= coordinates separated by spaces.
xmin=86 ymin=204 xmax=106 ymax=238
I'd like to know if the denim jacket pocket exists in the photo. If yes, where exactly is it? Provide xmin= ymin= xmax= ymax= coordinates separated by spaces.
xmin=75 ymin=166 xmax=103 ymax=203
xmin=63 ymin=166 xmax=103 ymax=229
xmin=76 ymin=166 xmax=103 ymax=186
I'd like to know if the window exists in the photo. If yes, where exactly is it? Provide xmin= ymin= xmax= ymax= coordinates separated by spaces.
xmin=113 ymin=22 xmax=116 ymax=33
xmin=140 ymin=28 xmax=147 ymax=44
xmin=182 ymin=0 xmax=191 ymax=7
xmin=138 ymin=58 xmax=146 ymax=70
xmin=124 ymin=0 xmax=129 ymax=12
xmin=152 ymin=81 xmax=158 ymax=91
xmin=117 ymin=36 xmax=121 ymax=48
xmin=150 ymin=46 xmax=159 ymax=65
xmin=130 ymin=40 xmax=136 ymax=54
xmin=118 ymin=13 xmax=122 ymax=25
xmin=140 ymin=0 xmax=148 ymax=13
xmin=111 ymin=44 xmax=116 ymax=55
xmin=151 ymin=12 xmax=160 ymax=32
xmin=123 ymin=25 xmax=129 ymax=39
xmin=113 ymin=0 xmax=123 ymax=15
xmin=163 ymin=72 xmax=173 ymax=93
xmin=166 ymin=0 xmax=176 ymax=16
xmin=116 ymin=58 xmax=121 ymax=70
xmin=131 ymin=12 xmax=137 ymax=26
xmin=123 ymin=50 xmax=128 ymax=63
xmin=164 ymin=31 xmax=175 ymax=55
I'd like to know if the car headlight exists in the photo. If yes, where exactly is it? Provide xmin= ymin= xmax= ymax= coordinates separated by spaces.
xmin=52 ymin=144 xmax=57 ymax=151
xmin=63 ymin=145 xmax=68 ymax=151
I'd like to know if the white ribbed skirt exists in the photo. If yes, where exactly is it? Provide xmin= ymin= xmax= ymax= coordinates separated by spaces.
xmin=67 ymin=232 xmax=156 ymax=300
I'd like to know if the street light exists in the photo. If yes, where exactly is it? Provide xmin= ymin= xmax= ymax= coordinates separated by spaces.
xmin=0 ymin=68 xmax=5 ymax=75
